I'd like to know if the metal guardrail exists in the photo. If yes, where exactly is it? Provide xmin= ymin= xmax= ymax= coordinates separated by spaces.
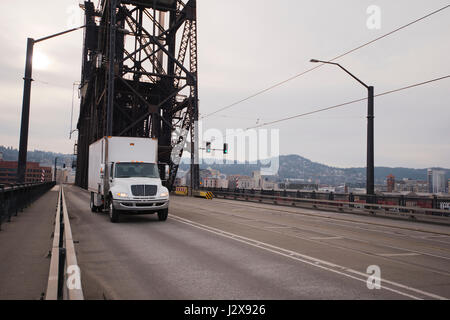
xmin=208 ymin=189 xmax=450 ymax=226
xmin=0 ymin=182 xmax=56 ymax=231
xmin=202 ymin=187 xmax=450 ymax=209
xmin=46 ymin=185 xmax=84 ymax=300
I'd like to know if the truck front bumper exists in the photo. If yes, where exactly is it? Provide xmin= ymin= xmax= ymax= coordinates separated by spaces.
xmin=113 ymin=197 xmax=169 ymax=212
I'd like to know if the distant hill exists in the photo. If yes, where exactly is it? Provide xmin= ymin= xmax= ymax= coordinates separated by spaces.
xmin=180 ymin=154 xmax=449 ymax=185
xmin=1 ymin=146 xmax=447 ymax=184
xmin=0 ymin=146 xmax=74 ymax=167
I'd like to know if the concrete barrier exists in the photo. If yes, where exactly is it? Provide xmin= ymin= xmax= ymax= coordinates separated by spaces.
xmin=193 ymin=190 xmax=214 ymax=200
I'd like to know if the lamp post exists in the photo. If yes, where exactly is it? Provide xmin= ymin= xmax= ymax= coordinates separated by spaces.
xmin=17 ymin=26 xmax=85 ymax=183
xmin=310 ymin=59 xmax=374 ymax=200
xmin=54 ymin=157 xmax=58 ymax=182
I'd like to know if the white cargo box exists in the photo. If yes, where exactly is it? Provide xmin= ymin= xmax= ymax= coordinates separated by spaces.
xmin=88 ymin=137 xmax=158 ymax=193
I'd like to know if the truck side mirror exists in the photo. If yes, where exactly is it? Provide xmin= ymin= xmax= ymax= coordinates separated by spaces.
xmin=110 ymin=163 xmax=114 ymax=180
xmin=158 ymin=163 xmax=169 ymax=181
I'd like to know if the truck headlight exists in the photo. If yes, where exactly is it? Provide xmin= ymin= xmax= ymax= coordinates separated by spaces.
xmin=160 ymin=191 xmax=169 ymax=197
xmin=116 ymin=192 xmax=129 ymax=198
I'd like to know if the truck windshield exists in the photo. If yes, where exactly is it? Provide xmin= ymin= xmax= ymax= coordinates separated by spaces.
xmin=115 ymin=163 xmax=160 ymax=179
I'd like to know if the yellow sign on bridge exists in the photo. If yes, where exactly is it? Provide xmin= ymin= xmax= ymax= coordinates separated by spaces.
xmin=175 ymin=186 xmax=188 ymax=196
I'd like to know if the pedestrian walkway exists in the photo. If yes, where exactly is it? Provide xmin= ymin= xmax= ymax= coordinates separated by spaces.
xmin=0 ymin=187 xmax=58 ymax=300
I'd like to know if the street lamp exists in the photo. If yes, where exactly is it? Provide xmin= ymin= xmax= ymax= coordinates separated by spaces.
xmin=54 ymin=157 xmax=58 ymax=182
xmin=17 ymin=25 xmax=85 ymax=183
xmin=310 ymin=59 xmax=375 ymax=200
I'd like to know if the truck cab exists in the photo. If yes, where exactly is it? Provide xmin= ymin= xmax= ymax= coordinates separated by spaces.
xmin=107 ymin=161 xmax=169 ymax=221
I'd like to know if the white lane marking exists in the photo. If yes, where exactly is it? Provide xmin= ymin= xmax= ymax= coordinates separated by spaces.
xmin=211 ymin=198 xmax=450 ymax=237
xmin=264 ymin=226 xmax=293 ymax=229
xmin=309 ymin=236 xmax=344 ymax=240
xmin=421 ymin=235 xmax=450 ymax=239
xmin=377 ymin=253 xmax=421 ymax=257
xmin=172 ymin=201 xmax=450 ymax=262
xmin=169 ymin=215 xmax=448 ymax=300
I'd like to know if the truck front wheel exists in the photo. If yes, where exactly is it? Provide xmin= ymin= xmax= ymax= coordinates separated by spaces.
xmin=109 ymin=200 xmax=120 ymax=223
xmin=157 ymin=209 xmax=168 ymax=221
xmin=90 ymin=192 xmax=98 ymax=213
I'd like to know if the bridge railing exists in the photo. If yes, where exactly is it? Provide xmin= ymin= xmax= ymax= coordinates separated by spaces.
xmin=201 ymin=187 xmax=450 ymax=226
xmin=46 ymin=184 xmax=83 ymax=300
xmin=201 ymin=187 xmax=450 ymax=209
xmin=0 ymin=181 xmax=56 ymax=230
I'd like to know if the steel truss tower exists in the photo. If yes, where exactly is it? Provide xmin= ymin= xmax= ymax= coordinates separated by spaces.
xmin=75 ymin=0 xmax=199 ymax=190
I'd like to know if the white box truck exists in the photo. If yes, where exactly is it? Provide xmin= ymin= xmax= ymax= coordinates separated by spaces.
xmin=88 ymin=136 xmax=169 ymax=223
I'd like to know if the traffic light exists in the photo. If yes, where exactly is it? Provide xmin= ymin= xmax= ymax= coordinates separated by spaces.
xmin=206 ymin=141 xmax=211 ymax=153
xmin=223 ymin=143 xmax=228 ymax=154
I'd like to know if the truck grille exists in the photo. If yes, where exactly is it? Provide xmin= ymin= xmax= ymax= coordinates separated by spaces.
xmin=131 ymin=185 xmax=157 ymax=197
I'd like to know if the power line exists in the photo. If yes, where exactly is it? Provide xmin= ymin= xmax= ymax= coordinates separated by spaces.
xmin=241 ymin=74 xmax=450 ymax=131
xmin=201 ymin=4 xmax=450 ymax=119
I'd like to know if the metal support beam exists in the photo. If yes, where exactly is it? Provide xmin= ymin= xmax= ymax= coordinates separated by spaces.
xmin=17 ymin=26 xmax=86 ymax=184
xmin=367 ymin=86 xmax=375 ymax=198
xmin=75 ymin=0 xmax=199 ymax=191
xmin=106 ymin=0 xmax=117 ymax=136
xmin=310 ymin=58 xmax=375 ymax=200
xmin=17 ymin=38 xmax=34 ymax=183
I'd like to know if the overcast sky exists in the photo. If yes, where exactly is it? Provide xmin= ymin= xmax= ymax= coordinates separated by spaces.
xmin=0 ymin=0 xmax=449 ymax=169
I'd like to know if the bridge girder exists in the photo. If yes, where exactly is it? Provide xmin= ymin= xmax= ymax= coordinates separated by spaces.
xmin=75 ymin=0 xmax=199 ymax=190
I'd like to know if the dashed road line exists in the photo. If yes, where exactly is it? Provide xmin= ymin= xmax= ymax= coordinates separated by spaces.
xmin=309 ymin=236 xmax=344 ymax=240
xmin=377 ymin=253 xmax=421 ymax=257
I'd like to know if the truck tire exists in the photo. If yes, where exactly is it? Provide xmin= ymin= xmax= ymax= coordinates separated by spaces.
xmin=90 ymin=192 xmax=98 ymax=213
xmin=109 ymin=200 xmax=120 ymax=223
xmin=157 ymin=209 xmax=168 ymax=221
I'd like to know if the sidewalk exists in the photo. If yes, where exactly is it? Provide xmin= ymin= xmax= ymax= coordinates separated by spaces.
xmin=0 ymin=187 xmax=58 ymax=300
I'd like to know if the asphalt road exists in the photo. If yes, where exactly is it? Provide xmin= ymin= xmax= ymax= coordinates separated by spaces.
xmin=64 ymin=185 xmax=450 ymax=300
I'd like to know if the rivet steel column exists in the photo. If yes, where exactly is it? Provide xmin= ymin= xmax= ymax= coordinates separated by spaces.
xmin=367 ymin=86 xmax=375 ymax=200
xmin=17 ymin=38 xmax=35 ymax=183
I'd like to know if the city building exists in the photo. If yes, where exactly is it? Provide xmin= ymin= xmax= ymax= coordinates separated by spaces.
xmin=395 ymin=178 xmax=428 ymax=193
xmin=0 ymin=160 xmax=52 ymax=185
xmin=277 ymin=177 xmax=318 ymax=191
xmin=427 ymin=169 xmax=446 ymax=194
xmin=252 ymin=171 xmax=276 ymax=190
xmin=227 ymin=175 xmax=255 ymax=189
xmin=203 ymin=173 xmax=228 ymax=189
xmin=386 ymin=174 xmax=395 ymax=192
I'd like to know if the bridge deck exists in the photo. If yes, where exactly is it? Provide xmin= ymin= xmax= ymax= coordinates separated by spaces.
xmin=0 ymin=187 xmax=58 ymax=300
xmin=62 ymin=185 xmax=450 ymax=300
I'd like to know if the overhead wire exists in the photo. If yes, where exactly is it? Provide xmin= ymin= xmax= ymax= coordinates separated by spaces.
xmin=240 ymin=74 xmax=450 ymax=131
xmin=201 ymin=4 xmax=450 ymax=120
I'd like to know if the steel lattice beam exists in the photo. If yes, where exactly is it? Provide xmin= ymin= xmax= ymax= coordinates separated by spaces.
xmin=75 ymin=0 xmax=199 ymax=191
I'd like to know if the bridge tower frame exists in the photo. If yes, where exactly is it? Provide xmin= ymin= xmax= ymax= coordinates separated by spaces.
xmin=75 ymin=0 xmax=199 ymax=190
